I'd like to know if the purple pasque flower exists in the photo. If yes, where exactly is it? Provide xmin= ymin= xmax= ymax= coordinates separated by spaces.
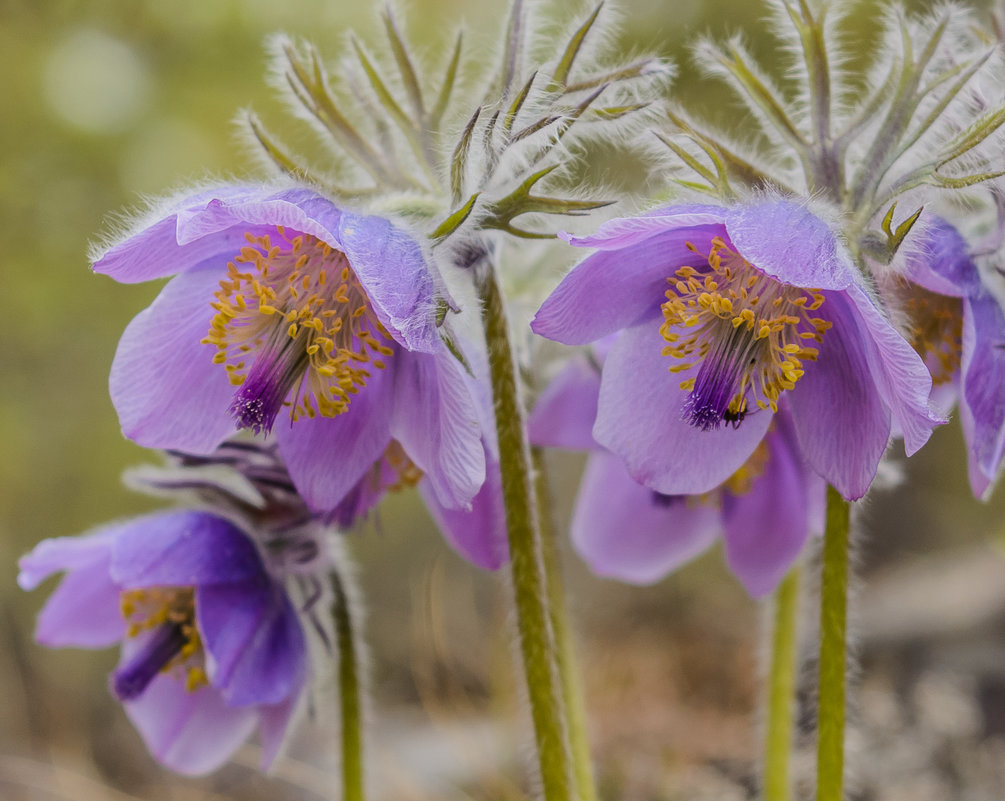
xmin=530 ymin=351 xmax=824 ymax=597
xmin=894 ymin=216 xmax=1005 ymax=497
xmin=92 ymin=185 xmax=485 ymax=512
xmin=18 ymin=508 xmax=310 ymax=776
xmin=531 ymin=199 xmax=942 ymax=500
xmin=330 ymin=438 xmax=508 ymax=570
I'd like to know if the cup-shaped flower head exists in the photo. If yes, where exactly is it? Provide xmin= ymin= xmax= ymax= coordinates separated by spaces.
xmin=893 ymin=216 xmax=1005 ymax=497
xmin=18 ymin=509 xmax=311 ymax=775
xmin=92 ymin=185 xmax=485 ymax=512
xmin=532 ymin=199 xmax=942 ymax=500
xmin=530 ymin=349 xmax=823 ymax=597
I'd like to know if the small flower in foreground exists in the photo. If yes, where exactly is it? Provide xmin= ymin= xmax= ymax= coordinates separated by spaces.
xmin=532 ymin=199 xmax=943 ymax=500
xmin=891 ymin=216 xmax=1005 ymax=497
xmin=18 ymin=508 xmax=310 ymax=775
xmin=530 ymin=351 xmax=823 ymax=597
xmin=92 ymin=185 xmax=485 ymax=512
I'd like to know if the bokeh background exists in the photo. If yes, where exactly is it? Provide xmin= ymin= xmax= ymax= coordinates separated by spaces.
xmin=4 ymin=0 xmax=1005 ymax=798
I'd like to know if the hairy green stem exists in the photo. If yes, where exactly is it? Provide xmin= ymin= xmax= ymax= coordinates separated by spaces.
xmin=479 ymin=268 xmax=573 ymax=801
xmin=533 ymin=446 xmax=597 ymax=801
xmin=332 ymin=569 xmax=364 ymax=801
xmin=763 ymin=567 xmax=800 ymax=801
xmin=816 ymin=486 xmax=850 ymax=801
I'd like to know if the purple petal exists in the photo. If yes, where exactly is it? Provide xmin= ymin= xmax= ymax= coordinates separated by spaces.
xmin=528 ymin=357 xmax=602 ymax=450
xmin=559 ymin=204 xmax=725 ymax=249
xmin=787 ymin=293 xmax=891 ymax=500
xmin=259 ymin=692 xmax=304 ymax=770
xmin=21 ymin=530 xmax=124 ymax=648
xmin=904 ymin=217 xmax=982 ymax=297
xmin=110 ymin=511 xmax=264 ymax=588
xmin=198 ymin=579 xmax=306 ymax=707
xmin=18 ymin=527 xmax=119 ymax=590
xmin=92 ymin=185 xmax=259 ymax=283
xmin=420 ymin=449 xmax=508 ymax=570
xmin=110 ymin=266 xmax=237 ymax=453
xmin=594 ymin=322 xmax=773 ymax=494
xmin=960 ymin=392 xmax=992 ymax=499
xmin=961 ymin=293 xmax=1005 ymax=491
xmin=571 ymin=450 xmax=719 ymax=584
xmin=121 ymin=662 xmax=256 ymax=776
xmin=724 ymin=200 xmax=857 ymax=290
xmin=336 ymin=212 xmax=439 ymax=353
xmin=173 ymin=188 xmax=344 ymax=246
xmin=390 ymin=351 xmax=486 ymax=510
xmin=844 ymin=283 xmax=942 ymax=456
xmin=532 ymin=224 xmax=724 ymax=345
xmin=276 ymin=361 xmax=395 ymax=512
xmin=720 ymin=412 xmax=814 ymax=597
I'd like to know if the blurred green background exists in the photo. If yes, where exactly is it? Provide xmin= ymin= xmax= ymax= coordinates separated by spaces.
xmin=4 ymin=0 xmax=1005 ymax=799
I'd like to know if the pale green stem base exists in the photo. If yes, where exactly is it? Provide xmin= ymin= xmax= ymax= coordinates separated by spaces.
xmin=817 ymin=486 xmax=850 ymax=801
xmin=763 ymin=567 xmax=800 ymax=801
xmin=479 ymin=269 xmax=573 ymax=801
xmin=332 ymin=570 xmax=364 ymax=801
xmin=533 ymin=446 xmax=597 ymax=801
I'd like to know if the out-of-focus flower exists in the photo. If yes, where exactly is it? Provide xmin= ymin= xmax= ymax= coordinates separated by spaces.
xmin=330 ymin=438 xmax=509 ymax=570
xmin=893 ymin=216 xmax=1005 ymax=497
xmin=18 ymin=508 xmax=311 ymax=776
xmin=532 ymin=199 xmax=942 ymax=500
xmin=530 ymin=351 xmax=823 ymax=597
xmin=92 ymin=185 xmax=485 ymax=512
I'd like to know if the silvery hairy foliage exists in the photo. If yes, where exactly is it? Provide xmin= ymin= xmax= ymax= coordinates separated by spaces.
xmin=661 ymin=1 xmax=1005 ymax=266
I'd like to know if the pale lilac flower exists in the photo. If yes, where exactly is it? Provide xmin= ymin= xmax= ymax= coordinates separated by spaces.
xmin=530 ymin=352 xmax=823 ymax=597
xmin=897 ymin=216 xmax=1005 ymax=497
xmin=92 ymin=185 xmax=485 ymax=512
xmin=18 ymin=508 xmax=309 ymax=775
xmin=532 ymin=199 xmax=942 ymax=500
xmin=329 ymin=438 xmax=508 ymax=570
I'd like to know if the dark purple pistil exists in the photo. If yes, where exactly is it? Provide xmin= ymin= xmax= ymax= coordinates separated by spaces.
xmin=230 ymin=340 xmax=309 ymax=435
xmin=112 ymin=623 xmax=187 ymax=701
xmin=682 ymin=326 xmax=758 ymax=430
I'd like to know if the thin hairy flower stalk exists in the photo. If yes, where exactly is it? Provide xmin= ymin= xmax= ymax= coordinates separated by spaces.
xmin=816 ymin=486 xmax=851 ymax=801
xmin=532 ymin=446 xmax=597 ymax=801
xmin=332 ymin=567 xmax=365 ymax=801
xmin=479 ymin=267 xmax=573 ymax=801
xmin=763 ymin=567 xmax=800 ymax=801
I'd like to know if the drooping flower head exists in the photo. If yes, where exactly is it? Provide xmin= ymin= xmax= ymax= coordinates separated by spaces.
xmin=18 ymin=442 xmax=341 ymax=775
xmin=891 ymin=215 xmax=1005 ymax=497
xmin=529 ymin=349 xmax=823 ymax=597
xmin=532 ymin=199 xmax=942 ymax=500
xmin=92 ymin=185 xmax=485 ymax=512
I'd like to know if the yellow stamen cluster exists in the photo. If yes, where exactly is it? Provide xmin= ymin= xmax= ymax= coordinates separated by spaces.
xmin=202 ymin=228 xmax=395 ymax=423
xmin=383 ymin=440 xmax=424 ymax=492
xmin=901 ymin=282 xmax=963 ymax=385
xmin=660 ymin=236 xmax=832 ymax=418
xmin=120 ymin=587 xmax=207 ymax=692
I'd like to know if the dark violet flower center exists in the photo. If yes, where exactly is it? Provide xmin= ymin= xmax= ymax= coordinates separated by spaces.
xmin=660 ymin=237 xmax=832 ymax=430
xmin=229 ymin=334 xmax=310 ymax=435
xmin=116 ymin=587 xmax=206 ymax=700
xmin=201 ymin=228 xmax=396 ymax=435
xmin=113 ymin=623 xmax=188 ymax=701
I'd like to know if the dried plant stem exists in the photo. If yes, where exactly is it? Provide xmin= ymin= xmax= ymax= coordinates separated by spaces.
xmin=763 ymin=567 xmax=800 ymax=801
xmin=332 ymin=569 xmax=364 ymax=801
xmin=816 ymin=486 xmax=851 ymax=801
xmin=479 ymin=268 xmax=573 ymax=801
xmin=533 ymin=446 xmax=597 ymax=801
